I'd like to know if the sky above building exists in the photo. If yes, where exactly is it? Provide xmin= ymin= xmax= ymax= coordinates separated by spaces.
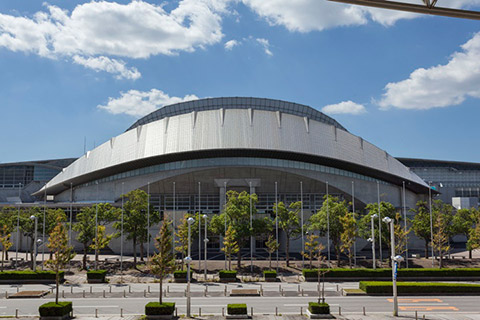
xmin=1 ymin=0 xmax=480 ymax=164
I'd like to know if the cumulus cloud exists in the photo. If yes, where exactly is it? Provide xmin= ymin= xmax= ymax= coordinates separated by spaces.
xmin=0 ymin=0 xmax=225 ymax=78
xmin=224 ymin=39 xmax=240 ymax=50
xmin=322 ymin=101 xmax=366 ymax=115
xmin=98 ymin=89 xmax=199 ymax=117
xmin=378 ymin=31 xmax=480 ymax=110
xmin=72 ymin=56 xmax=141 ymax=80
xmin=256 ymin=38 xmax=273 ymax=56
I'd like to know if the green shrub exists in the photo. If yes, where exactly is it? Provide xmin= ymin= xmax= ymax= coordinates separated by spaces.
xmin=87 ymin=270 xmax=107 ymax=280
xmin=173 ymin=270 xmax=193 ymax=279
xmin=308 ymin=302 xmax=329 ymax=314
xmin=0 ymin=271 xmax=64 ymax=281
xmin=359 ymin=281 xmax=480 ymax=294
xmin=145 ymin=302 xmax=175 ymax=315
xmin=263 ymin=270 xmax=277 ymax=278
xmin=227 ymin=304 xmax=247 ymax=315
xmin=219 ymin=270 xmax=237 ymax=279
xmin=39 ymin=302 xmax=72 ymax=317
xmin=302 ymin=268 xmax=480 ymax=279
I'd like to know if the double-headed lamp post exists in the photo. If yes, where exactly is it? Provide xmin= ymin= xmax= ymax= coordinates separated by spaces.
xmin=186 ymin=217 xmax=194 ymax=318
xmin=30 ymin=215 xmax=38 ymax=270
xmin=203 ymin=214 xmax=209 ymax=281
xmin=383 ymin=216 xmax=404 ymax=317
xmin=367 ymin=213 xmax=378 ymax=269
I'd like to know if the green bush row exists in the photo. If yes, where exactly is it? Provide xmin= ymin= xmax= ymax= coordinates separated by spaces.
xmin=173 ymin=270 xmax=193 ymax=279
xmin=39 ymin=302 xmax=72 ymax=317
xmin=219 ymin=270 xmax=237 ymax=279
xmin=308 ymin=302 xmax=330 ymax=314
xmin=359 ymin=281 xmax=480 ymax=294
xmin=302 ymin=268 xmax=480 ymax=279
xmin=145 ymin=302 xmax=175 ymax=315
xmin=86 ymin=270 xmax=107 ymax=280
xmin=263 ymin=270 xmax=277 ymax=278
xmin=0 ymin=271 xmax=64 ymax=281
xmin=227 ymin=304 xmax=247 ymax=315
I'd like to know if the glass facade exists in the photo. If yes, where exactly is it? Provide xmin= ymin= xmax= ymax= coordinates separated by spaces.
xmin=0 ymin=165 xmax=61 ymax=189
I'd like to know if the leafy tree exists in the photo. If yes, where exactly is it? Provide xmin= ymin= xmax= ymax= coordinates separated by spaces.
xmin=0 ymin=224 xmax=12 ymax=272
xmin=393 ymin=212 xmax=409 ymax=257
xmin=310 ymin=195 xmax=350 ymax=263
xmin=265 ymin=234 xmax=279 ymax=270
xmin=411 ymin=201 xmax=432 ymax=258
xmin=90 ymin=225 xmax=114 ymax=269
xmin=0 ymin=207 xmax=15 ymax=261
xmin=221 ymin=225 xmax=239 ymax=271
xmin=175 ymin=213 xmax=199 ymax=271
xmin=339 ymin=212 xmax=356 ymax=268
xmin=432 ymin=213 xmax=451 ymax=268
xmin=468 ymin=213 xmax=480 ymax=252
xmin=113 ymin=190 xmax=159 ymax=266
xmin=453 ymin=208 xmax=479 ymax=259
xmin=302 ymin=233 xmax=320 ymax=269
xmin=358 ymin=201 xmax=396 ymax=264
xmin=46 ymin=217 xmax=75 ymax=304
xmin=150 ymin=216 xmax=175 ymax=304
xmin=274 ymin=201 xmax=301 ymax=267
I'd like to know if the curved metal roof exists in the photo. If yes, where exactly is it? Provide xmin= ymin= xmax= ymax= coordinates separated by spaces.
xmin=127 ymin=97 xmax=347 ymax=132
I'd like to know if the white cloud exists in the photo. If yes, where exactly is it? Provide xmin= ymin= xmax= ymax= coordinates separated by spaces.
xmin=224 ymin=39 xmax=240 ymax=50
xmin=98 ymin=89 xmax=199 ymax=117
xmin=322 ymin=101 xmax=366 ymax=115
xmin=72 ymin=55 xmax=141 ymax=80
xmin=256 ymin=38 xmax=273 ymax=56
xmin=0 ymin=0 xmax=226 ymax=78
xmin=379 ymin=31 xmax=480 ymax=110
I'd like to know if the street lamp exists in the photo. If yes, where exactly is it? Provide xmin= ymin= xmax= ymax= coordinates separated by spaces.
xmin=186 ymin=217 xmax=194 ymax=318
xmin=369 ymin=213 xmax=378 ymax=269
xmin=383 ymin=216 xmax=400 ymax=317
xmin=275 ymin=181 xmax=279 ymax=273
xmin=326 ymin=181 xmax=330 ymax=267
xmin=428 ymin=182 xmax=434 ymax=267
xmin=30 ymin=215 xmax=38 ymax=271
xmin=203 ymin=214 xmax=208 ymax=281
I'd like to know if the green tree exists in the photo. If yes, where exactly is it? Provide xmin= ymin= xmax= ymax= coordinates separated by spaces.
xmin=221 ymin=225 xmax=239 ymax=271
xmin=175 ymin=213 xmax=199 ymax=271
xmin=265 ymin=234 xmax=279 ymax=270
xmin=393 ymin=212 xmax=409 ymax=257
xmin=90 ymin=225 xmax=114 ymax=268
xmin=453 ymin=208 xmax=479 ymax=259
xmin=432 ymin=213 xmax=451 ymax=268
xmin=46 ymin=217 xmax=75 ymax=304
xmin=113 ymin=190 xmax=159 ymax=266
xmin=150 ymin=216 xmax=175 ymax=304
xmin=302 ymin=233 xmax=320 ymax=269
xmin=0 ymin=207 xmax=15 ymax=261
xmin=411 ymin=201 xmax=432 ymax=258
xmin=468 ymin=213 xmax=480 ymax=252
xmin=19 ymin=207 xmax=46 ymax=269
xmin=0 ymin=224 xmax=13 ymax=272
xmin=310 ymin=195 xmax=350 ymax=263
xmin=339 ymin=212 xmax=356 ymax=268
xmin=274 ymin=201 xmax=301 ymax=267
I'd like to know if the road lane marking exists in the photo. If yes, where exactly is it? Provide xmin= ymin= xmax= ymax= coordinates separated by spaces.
xmin=387 ymin=298 xmax=443 ymax=303
xmin=399 ymin=306 xmax=459 ymax=311
xmin=75 ymin=306 xmax=119 ymax=308
xmin=398 ymin=303 xmax=449 ymax=306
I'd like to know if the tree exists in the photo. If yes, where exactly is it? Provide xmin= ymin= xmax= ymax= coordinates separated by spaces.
xmin=265 ymin=234 xmax=279 ymax=270
xmin=113 ymin=190 xmax=159 ymax=266
xmin=274 ymin=201 xmax=301 ymax=267
xmin=432 ymin=213 xmax=450 ymax=268
xmin=19 ymin=207 xmax=44 ymax=269
xmin=0 ymin=224 xmax=13 ymax=272
xmin=339 ymin=212 xmax=356 ymax=268
xmin=46 ymin=217 xmax=75 ymax=304
xmin=310 ymin=195 xmax=350 ymax=264
xmin=221 ymin=225 xmax=239 ymax=271
xmin=411 ymin=201 xmax=432 ymax=258
xmin=90 ymin=225 xmax=114 ymax=268
xmin=468 ymin=213 xmax=480 ymax=252
xmin=453 ymin=208 xmax=479 ymax=259
xmin=393 ymin=212 xmax=409 ymax=258
xmin=302 ymin=233 xmax=320 ymax=269
xmin=175 ymin=213 xmax=199 ymax=271
xmin=150 ymin=216 xmax=175 ymax=304
xmin=0 ymin=207 xmax=15 ymax=262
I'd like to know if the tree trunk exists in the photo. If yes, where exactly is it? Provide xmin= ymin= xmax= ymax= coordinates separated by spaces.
xmin=133 ymin=236 xmax=137 ymax=267
xmin=1 ymin=249 xmax=4 ymax=272
xmin=439 ymin=250 xmax=443 ymax=268
xmin=469 ymin=249 xmax=472 ymax=260
xmin=237 ymin=249 xmax=242 ymax=269
xmin=159 ymin=275 xmax=163 ymax=304
xmin=5 ymin=250 xmax=8 ymax=261
xmin=424 ymin=240 xmax=429 ymax=258
xmin=140 ymin=243 xmax=144 ymax=262
xmin=269 ymin=252 xmax=272 ymax=269
xmin=310 ymin=253 xmax=313 ymax=269
xmin=285 ymin=234 xmax=290 ymax=267
xmin=55 ymin=266 xmax=59 ymax=304
xmin=83 ymin=244 xmax=88 ymax=270
xmin=30 ymin=237 xmax=34 ymax=270
xmin=228 ymin=256 xmax=231 ymax=271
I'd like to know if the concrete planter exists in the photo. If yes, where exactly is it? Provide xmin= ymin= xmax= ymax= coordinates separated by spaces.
xmin=306 ymin=310 xmax=334 ymax=319
xmin=226 ymin=314 xmax=249 ymax=319
xmin=146 ymin=315 xmax=173 ymax=320
xmin=263 ymin=277 xmax=277 ymax=282
xmin=40 ymin=314 xmax=71 ymax=320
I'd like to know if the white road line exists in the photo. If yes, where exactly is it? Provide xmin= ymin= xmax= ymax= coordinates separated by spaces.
xmin=398 ymin=303 xmax=449 ymax=306
xmin=75 ymin=306 xmax=119 ymax=308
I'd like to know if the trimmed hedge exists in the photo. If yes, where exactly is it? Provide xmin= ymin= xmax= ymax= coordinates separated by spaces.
xmin=39 ymin=302 xmax=72 ymax=317
xmin=359 ymin=281 xmax=480 ymax=295
xmin=145 ymin=302 xmax=175 ymax=315
xmin=173 ymin=270 xmax=193 ymax=279
xmin=0 ymin=271 xmax=65 ymax=281
xmin=87 ymin=270 xmax=107 ymax=281
xmin=219 ymin=270 xmax=237 ymax=279
xmin=302 ymin=268 xmax=480 ymax=279
xmin=263 ymin=270 xmax=277 ymax=279
xmin=227 ymin=304 xmax=247 ymax=315
xmin=308 ymin=302 xmax=329 ymax=315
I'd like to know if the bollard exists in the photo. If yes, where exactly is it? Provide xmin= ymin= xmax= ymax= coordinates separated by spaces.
xmin=144 ymin=290 xmax=146 ymax=298
xmin=17 ymin=287 xmax=19 ymax=293
xmin=120 ymin=308 xmax=123 ymax=318
xmin=95 ymin=308 xmax=98 ymax=318
xmin=251 ymin=307 xmax=253 ymax=316
xmin=164 ymin=290 xmax=166 ymax=297
xmin=275 ymin=307 xmax=278 ymax=316
xmin=300 ymin=307 xmax=303 ymax=316
xmin=175 ymin=308 xmax=178 ymax=317
xmin=83 ymin=290 xmax=85 ymax=298
xmin=90 ymin=286 xmax=92 ymax=294
xmin=199 ymin=307 xmax=202 ymax=317
xmin=103 ymin=290 xmax=106 ymax=298
xmin=415 ymin=311 xmax=418 ymax=320
xmin=62 ymin=290 xmax=65 ymax=298
xmin=222 ymin=308 xmax=225 ymax=317
xmin=148 ymin=285 xmax=151 ymax=293
xmin=224 ymin=285 xmax=227 ymax=296
xmin=336 ymin=284 xmax=339 ymax=291
xmin=338 ymin=306 xmax=341 ymax=315
xmin=5 ymin=291 xmax=8 ymax=299
xmin=71 ymin=286 xmax=73 ymax=294
xmin=167 ymin=285 xmax=170 ymax=293
xmin=109 ymin=286 xmax=112 ymax=293
xmin=15 ymin=309 xmax=18 ymax=318
xmin=363 ymin=307 xmax=366 ymax=316
xmin=129 ymin=285 xmax=131 ymax=293
xmin=204 ymin=289 xmax=207 ymax=297
xmin=298 ymin=284 xmax=300 ymax=293
xmin=123 ymin=290 xmax=126 ymax=298
xmin=279 ymin=284 xmax=281 ymax=292
xmin=301 ymin=288 xmax=304 ymax=296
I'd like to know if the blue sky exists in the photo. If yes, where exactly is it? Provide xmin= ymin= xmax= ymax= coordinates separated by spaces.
xmin=1 ymin=0 xmax=480 ymax=164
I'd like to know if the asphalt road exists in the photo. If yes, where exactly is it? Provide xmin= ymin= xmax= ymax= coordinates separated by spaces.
xmin=1 ymin=283 xmax=479 ymax=317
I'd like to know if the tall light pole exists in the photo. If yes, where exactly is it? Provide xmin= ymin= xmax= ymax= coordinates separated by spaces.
xmin=198 ymin=182 xmax=201 ymax=270
xmin=147 ymin=182 xmax=150 ymax=261
xmin=69 ymin=182 xmax=73 ymax=247
xmin=30 ymin=215 xmax=38 ymax=271
xmin=428 ymin=182 xmax=434 ymax=267
xmin=352 ymin=181 xmax=356 ymax=267
xmin=300 ymin=181 xmax=304 ymax=268
xmin=249 ymin=181 xmax=253 ymax=274
xmin=42 ymin=183 xmax=46 ymax=270
xmin=275 ymin=181 xmax=279 ymax=273
xmin=95 ymin=181 xmax=99 ymax=270
xmin=15 ymin=183 xmax=21 ymax=270
xmin=203 ymin=214 xmax=208 ymax=280
xmin=186 ymin=217 xmax=194 ymax=318
xmin=326 ymin=181 xmax=330 ymax=267
xmin=377 ymin=181 xmax=382 ymax=264
xmin=224 ymin=181 xmax=227 ymax=270
xmin=173 ymin=182 xmax=176 ymax=255
xmin=120 ymin=182 xmax=124 ymax=282
xmin=383 ymin=216 xmax=401 ymax=317
xmin=402 ymin=181 xmax=408 ymax=268
xmin=369 ymin=214 xmax=378 ymax=269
